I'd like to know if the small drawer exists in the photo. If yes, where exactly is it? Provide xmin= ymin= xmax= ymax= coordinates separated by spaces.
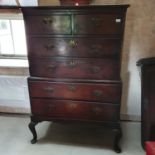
xmin=29 ymin=58 xmax=120 ymax=80
xmin=74 ymin=14 xmax=124 ymax=35
xmin=28 ymin=37 xmax=121 ymax=58
xmin=31 ymin=99 xmax=120 ymax=122
xmin=28 ymin=80 xmax=122 ymax=103
xmin=24 ymin=15 xmax=71 ymax=35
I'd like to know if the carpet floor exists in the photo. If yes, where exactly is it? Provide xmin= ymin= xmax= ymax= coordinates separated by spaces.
xmin=0 ymin=115 xmax=145 ymax=155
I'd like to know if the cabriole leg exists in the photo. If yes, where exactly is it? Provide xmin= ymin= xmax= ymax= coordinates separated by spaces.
xmin=113 ymin=126 xmax=122 ymax=153
xmin=28 ymin=121 xmax=38 ymax=144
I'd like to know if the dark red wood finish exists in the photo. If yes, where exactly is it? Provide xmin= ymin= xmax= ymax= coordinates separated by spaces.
xmin=74 ymin=14 xmax=124 ymax=35
xmin=24 ymin=15 xmax=72 ymax=35
xmin=22 ymin=5 xmax=129 ymax=152
xmin=31 ymin=99 xmax=120 ymax=121
xmin=29 ymin=58 xmax=120 ymax=80
xmin=29 ymin=80 xmax=121 ymax=102
xmin=28 ymin=37 xmax=121 ymax=58
xmin=24 ymin=13 xmax=124 ymax=35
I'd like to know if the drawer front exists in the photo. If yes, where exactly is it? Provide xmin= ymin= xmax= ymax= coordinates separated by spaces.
xmin=74 ymin=14 xmax=124 ymax=35
xmin=24 ymin=15 xmax=71 ymax=35
xmin=28 ymin=37 xmax=121 ymax=58
xmin=28 ymin=81 xmax=122 ymax=103
xmin=29 ymin=58 xmax=120 ymax=80
xmin=31 ymin=99 xmax=120 ymax=122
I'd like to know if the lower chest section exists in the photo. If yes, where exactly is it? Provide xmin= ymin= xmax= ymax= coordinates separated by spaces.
xmin=28 ymin=79 xmax=121 ymax=122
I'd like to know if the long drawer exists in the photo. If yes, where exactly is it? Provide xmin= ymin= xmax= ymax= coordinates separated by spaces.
xmin=28 ymin=37 xmax=121 ymax=58
xmin=31 ymin=99 xmax=120 ymax=122
xmin=29 ymin=58 xmax=120 ymax=80
xmin=28 ymin=80 xmax=122 ymax=103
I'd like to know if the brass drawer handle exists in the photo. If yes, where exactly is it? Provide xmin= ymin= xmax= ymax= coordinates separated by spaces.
xmin=44 ymin=44 xmax=55 ymax=50
xmin=68 ymin=60 xmax=77 ymax=68
xmin=68 ymin=103 xmax=77 ymax=109
xmin=92 ymin=90 xmax=103 ymax=97
xmin=47 ymin=64 xmax=57 ymax=70
xmin=92 ymin=107 xmax=102 ymax=115
xmin=90 ymin=45 xmax=102 ymax=54
xmin=91 ymin=48 xmax=100 ymax=54
xmin=68 ymin=40 xmax=77 ymax=48
xmin=43 ymin=87 xmax=54 ymax=92
xmin=43 ymin=17 xmax=53 ymax=24
xmin=48 ymin=104 xmax=56 ymax=108
xmin=68 ymin=84 xmax=77 ymax=92
xmin=91 ymin=17 xmax=103 ymax=26
xmin=90 ymin=66 xmax=101 ymax=73
xmin=91 ymin=17 xmax=102 ymax=21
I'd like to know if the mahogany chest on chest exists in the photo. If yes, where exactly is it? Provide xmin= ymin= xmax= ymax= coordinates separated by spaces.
xmin=22 ymin=5 xmax=129 ymax=153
